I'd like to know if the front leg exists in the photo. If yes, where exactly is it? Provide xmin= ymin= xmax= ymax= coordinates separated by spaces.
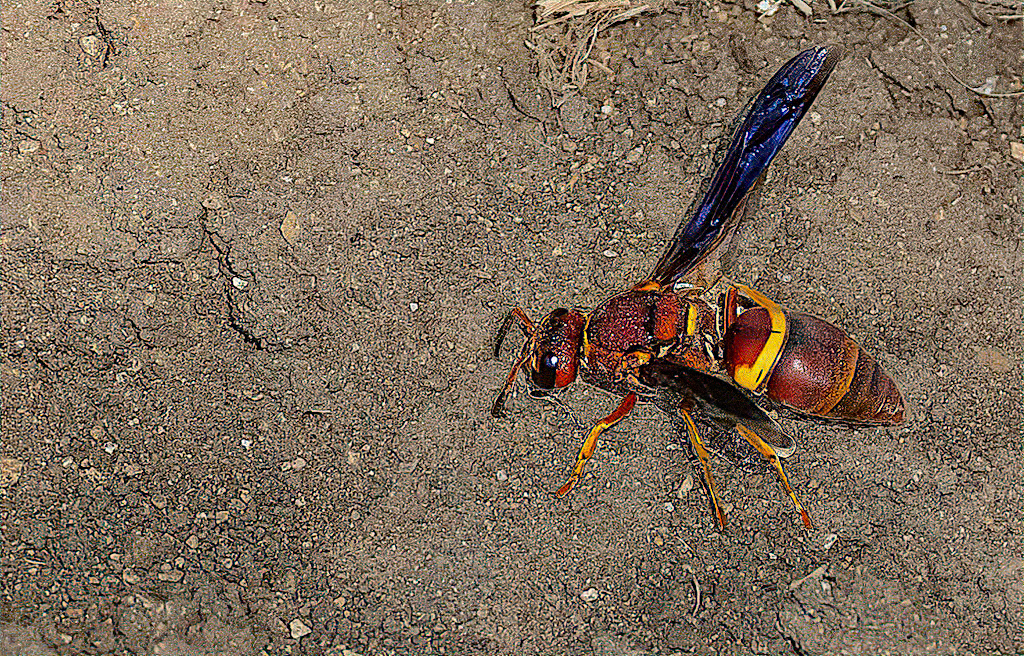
xmin=555 ymin=392 xmax=638 ymax=497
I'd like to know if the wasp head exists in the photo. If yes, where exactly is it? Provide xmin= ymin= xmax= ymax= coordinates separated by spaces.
xmin=491 ymin=307 xmax=585 ymax=417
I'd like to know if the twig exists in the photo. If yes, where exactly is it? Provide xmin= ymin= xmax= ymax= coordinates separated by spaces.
xmin=935 ymin=166 xmax=986 ymax=175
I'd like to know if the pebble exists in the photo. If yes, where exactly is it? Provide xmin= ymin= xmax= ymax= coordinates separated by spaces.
xmin=292 ymin=457 xmax=307 ymax=470
xmin=201 ymin=194 xmax=224 ymax=210
xmin=580 ymin=588 xmax=599 ymax=602
xmin=289 ymin=618 xmax=312 ymax=639
xmin=280 ymin=210 xmax=300 ymax=243
xmin=496 ymin=469 xmax=508 ymax=482
xmin=0 ymin=458 xmax=24 ymax=487
xmin=976 ymin=347 xmax=1014 ymax=374
xmin=79 ymin=35 xmax=104 ymax=59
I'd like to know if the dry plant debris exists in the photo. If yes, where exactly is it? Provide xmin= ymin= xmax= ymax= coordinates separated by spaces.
xmin=529 ymin=0 xmax=657 ymax=106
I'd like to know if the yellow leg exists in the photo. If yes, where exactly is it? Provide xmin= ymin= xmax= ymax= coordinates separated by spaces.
xmin=681 ymin=410 xmax=727 ymax=529
xmin=735 ymin=425 xmax=812 ymax=528
xmin=555 ymin=393 xmax=637 ymax=497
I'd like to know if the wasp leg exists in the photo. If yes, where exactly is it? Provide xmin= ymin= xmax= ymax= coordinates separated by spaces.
xmin=491 ymin=338 xmax=533 ymax=418
xmin=555 ymin=392 xmax=637 ymax=497
xmin=735 ymin=425 xmax=812 ymax=528
xmin=680 ymin=409 xmax=727 ymax=529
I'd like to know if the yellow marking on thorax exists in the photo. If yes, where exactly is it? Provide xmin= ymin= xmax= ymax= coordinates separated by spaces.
xmin=633 ymin=280 xmax=661 ymax=292
xmin=685 ymin=302 xmax=697 ymax=336
xmin=732 ymin=284 xmax=788 ymax=392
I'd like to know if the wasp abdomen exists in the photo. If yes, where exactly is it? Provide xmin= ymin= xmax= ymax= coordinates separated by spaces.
xmin=724 ymin=309 xmax=904 ymax=425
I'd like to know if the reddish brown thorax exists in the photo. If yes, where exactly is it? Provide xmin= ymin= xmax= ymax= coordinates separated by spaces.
xmin=582 ymin=290 xmax=717 ymax=393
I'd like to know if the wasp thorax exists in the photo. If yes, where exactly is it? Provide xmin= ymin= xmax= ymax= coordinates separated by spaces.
xmin=530 ymin=308 xmax=585 ymax=393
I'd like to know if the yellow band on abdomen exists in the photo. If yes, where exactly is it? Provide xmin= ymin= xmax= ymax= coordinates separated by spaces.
xmin=731 ymin=285 xmax=787 ymax=392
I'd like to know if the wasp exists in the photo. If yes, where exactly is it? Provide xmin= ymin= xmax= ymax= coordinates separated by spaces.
xmin=491 ymin=46 xmax=904 ymax=529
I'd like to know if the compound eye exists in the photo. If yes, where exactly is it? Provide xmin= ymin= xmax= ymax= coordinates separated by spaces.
xmin=532 ymin=352 xmax=559 ymax=390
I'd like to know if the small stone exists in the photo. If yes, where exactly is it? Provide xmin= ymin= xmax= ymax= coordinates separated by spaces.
xmin=201 ymin=194 xmax=224 ymax=210
xmin=289 ymin=618 xmax=312 ymax=639
xmin=625 ymin=146 xmax=644 ymax=163
xmin=496 ymin=469 xmax=508 ymax=482
xmin=976 ymin=347 xmax=1014 ymax=374
xmin=123 ymin=570 xmax=141 ymax=584
xmin=1011 ymin=142 xmax=1024 ymax=162
xmin=143 ymin=292 xmax=157 ymax=307
xmin=0 ymin=458 xmax=24 ymax=487
xmin=410 ymin=302 xmax=419 ymax=311
xmin=280 ymin=210 xmax=300 ymax=243
xmin=231 ymin=277 xmax=248 ymax=290
xmin=580 ymin=588 xmax=599 ymax=602
xmin=185 ymin=535 xmax=199 ymax=549
xmin=157 ymin=570 xmax=184 ymax=582
xmin=292 ymin=457 xmax=307 ymax=470
xmin=79 ymin=35 xmax=104 ymax=59
xmin=18 ymin=139 xmax=40 ymax=154
xmin=602 ymin=250 xmax=618 ymax=258
xmin=675 ymin=474 xmax=694 ymax=498
xmin=215 ymin=510 xmax=229 ymax=522
xmin=151 ymin=494 xmax=167 ymax=510
xmin=791 ymin=0 xmax=813 ymax=16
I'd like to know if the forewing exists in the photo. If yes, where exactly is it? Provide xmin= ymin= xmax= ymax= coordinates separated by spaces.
xmin=638 ymin=359 xmax=795 ymax=456
xmin=644 ymin=45 xmax=842 ymax=289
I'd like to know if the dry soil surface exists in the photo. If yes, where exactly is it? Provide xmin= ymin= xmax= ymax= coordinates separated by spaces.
xmin=2 ymin=0 xmax=1022 ymax=654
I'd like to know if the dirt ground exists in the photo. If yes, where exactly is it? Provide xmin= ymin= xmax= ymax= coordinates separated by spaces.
xmin=2 ymin=0 xmax=1022 ymax=654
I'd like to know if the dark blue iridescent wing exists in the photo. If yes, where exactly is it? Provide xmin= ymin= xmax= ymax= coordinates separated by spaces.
xmin=644 ymin=46 xmax=842 ymax=289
